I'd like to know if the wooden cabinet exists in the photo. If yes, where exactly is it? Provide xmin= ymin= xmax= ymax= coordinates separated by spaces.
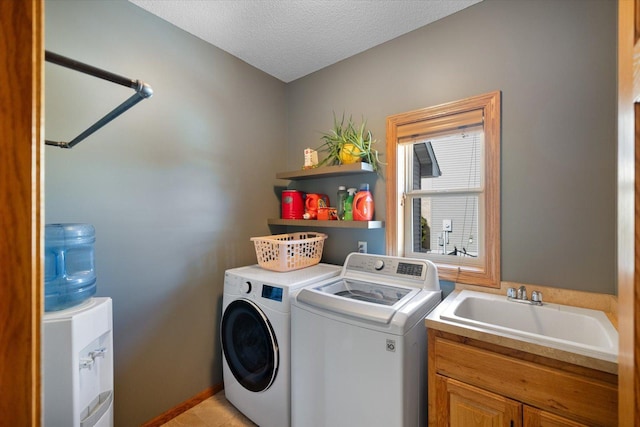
xmin=428 ymin=330 xmax=617 ymax=427
xmin=271 ymin=163 xmax=384 ymax=229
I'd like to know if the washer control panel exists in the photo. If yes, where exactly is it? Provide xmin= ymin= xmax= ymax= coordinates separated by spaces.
xmin=343 ymin=253 xmax=440 ymax=290
xmin=226 ymin=275 xmax=284 ymax=302
xmin=345 ymin=254 xmax=423 ymax=278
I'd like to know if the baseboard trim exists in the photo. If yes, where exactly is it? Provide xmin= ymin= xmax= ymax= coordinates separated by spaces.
xmin=142 ymin=383 xmax=224 ymax=426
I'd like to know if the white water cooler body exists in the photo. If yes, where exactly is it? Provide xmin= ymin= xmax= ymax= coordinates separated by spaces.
xmin=43 ymin=297 xmax=114 ymax=427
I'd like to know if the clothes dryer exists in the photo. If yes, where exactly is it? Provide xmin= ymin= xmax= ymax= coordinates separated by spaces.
xmin=291 ymin=253 xmax=442 ymax=427
xmin=221 ymin=263 xmax=340 ymax=427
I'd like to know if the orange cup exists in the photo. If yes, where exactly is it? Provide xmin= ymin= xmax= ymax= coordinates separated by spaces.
xmin=317 ymin=207 xmax=330 ymax=220
xmin=305 ymin=193 xmax=330 ymax=219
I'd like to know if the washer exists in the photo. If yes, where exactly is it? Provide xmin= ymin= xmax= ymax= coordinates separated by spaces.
xmin=291 ymin=253 xmax=442 ymax=427
xmin=221 ymin=263 xmax=341 ymax=427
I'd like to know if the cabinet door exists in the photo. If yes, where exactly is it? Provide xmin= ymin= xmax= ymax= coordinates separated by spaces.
xmin=437 ymin=375 xmax=522 ymax=427
xmin=523 ymin=406 xmax=589 ymax=427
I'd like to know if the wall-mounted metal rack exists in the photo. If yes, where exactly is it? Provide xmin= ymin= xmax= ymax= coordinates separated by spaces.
xmin=44 ymin=50 xmax=153 ymax=149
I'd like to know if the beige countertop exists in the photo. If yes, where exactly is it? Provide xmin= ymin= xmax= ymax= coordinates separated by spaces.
xmin=426 ymin=287 xmax=618 ymax=375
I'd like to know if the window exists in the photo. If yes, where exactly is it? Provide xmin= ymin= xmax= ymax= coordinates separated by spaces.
xmin=385 ymin=92 xmax=501 ymax=287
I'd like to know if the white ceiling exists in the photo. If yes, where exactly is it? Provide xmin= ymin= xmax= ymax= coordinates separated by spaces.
xmin=128 ymin=0 xmax=482 ymax=83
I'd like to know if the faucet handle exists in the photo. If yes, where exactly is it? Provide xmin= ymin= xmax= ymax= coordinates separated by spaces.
xmin=531 ymin=291 xmax=543 ymax=304
xmin=506 ymin=287 xmax=517 ymax=298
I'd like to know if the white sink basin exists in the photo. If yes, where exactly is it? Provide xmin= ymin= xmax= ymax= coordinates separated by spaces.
xmin=439 ymin=290 xmax=618 ymax=362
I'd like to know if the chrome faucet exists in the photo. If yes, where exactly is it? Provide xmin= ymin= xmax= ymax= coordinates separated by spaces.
xmin=506 ymin=285 xmax=543 ymax=306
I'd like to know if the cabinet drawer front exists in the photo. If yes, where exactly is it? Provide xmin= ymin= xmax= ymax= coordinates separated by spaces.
xmin=434 ymin=337 xmax=617 ymax=426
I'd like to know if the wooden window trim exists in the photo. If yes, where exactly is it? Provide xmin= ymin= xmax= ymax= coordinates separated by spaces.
xmin=386 ymin=91 xmax=501 ymax=287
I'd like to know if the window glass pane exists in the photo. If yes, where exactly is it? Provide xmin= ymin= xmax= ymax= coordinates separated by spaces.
xmin=413 ymin=130 xmax=483 ymax=192
xmin=405 ymin=129 xmax=483 ymax=263
xmin=409 ymin=195 xmax=480 ymax=260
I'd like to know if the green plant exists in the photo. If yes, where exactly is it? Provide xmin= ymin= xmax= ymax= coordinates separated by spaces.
xmin=317 ymin=113 xmax=384 ymax=171
xmin=421 ymin=216 xmax=431 ymax=251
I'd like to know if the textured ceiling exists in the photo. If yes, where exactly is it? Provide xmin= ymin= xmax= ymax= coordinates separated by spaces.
xmin=128 ymin=0 xmax=482 ymax=82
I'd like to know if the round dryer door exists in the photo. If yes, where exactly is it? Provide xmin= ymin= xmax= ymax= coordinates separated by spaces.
xmin=221 ymin=299 xmax=279 ymax=392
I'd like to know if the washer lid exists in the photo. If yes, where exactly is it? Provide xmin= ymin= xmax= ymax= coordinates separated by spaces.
xmin=295 ymin=279 xmax=420 ymax=324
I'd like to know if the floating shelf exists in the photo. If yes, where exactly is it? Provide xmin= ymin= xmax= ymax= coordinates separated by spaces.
xmin=268 ymin=218 xmax=384 ymax=229
xmin=276 ymin=162 xmax=374 ymax=180
xmin=272 ymin=163 xmax=382 ymax=229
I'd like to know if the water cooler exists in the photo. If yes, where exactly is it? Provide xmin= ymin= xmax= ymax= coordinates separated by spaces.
xmin=43 ymin=297 xmax=114 ymax=427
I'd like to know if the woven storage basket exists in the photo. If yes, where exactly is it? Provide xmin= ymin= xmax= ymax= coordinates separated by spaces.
xmin=251 ymin=232 xmax=327 ymax=272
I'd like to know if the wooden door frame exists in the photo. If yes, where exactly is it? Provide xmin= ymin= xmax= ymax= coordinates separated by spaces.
xmin=618 ymin=0 xmax=640 ymax=425
xmin=0 ymin=0 xmax=43 ymax=424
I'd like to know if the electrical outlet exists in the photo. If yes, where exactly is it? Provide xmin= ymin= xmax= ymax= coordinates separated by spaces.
xmin=358 ymin=241 xmax=367 ymax=253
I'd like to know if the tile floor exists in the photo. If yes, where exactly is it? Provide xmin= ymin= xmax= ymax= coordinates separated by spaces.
xmin=161 ymin=390 xmax=257 ymax=427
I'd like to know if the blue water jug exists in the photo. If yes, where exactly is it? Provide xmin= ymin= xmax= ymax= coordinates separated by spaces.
xmin=44 ymin=223 xmax=96 ymax=311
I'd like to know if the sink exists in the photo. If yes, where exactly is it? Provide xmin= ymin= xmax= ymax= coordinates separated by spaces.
xmin=438 ymin=290 xmax=618 ymax=362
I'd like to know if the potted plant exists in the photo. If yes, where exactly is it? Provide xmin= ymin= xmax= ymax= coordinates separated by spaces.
xmin=317 ymin=113 xmax=384 ymax=172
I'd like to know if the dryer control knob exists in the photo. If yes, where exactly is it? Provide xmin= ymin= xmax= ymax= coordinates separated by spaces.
xmin=240 ymin=281 xmax=252 ymax=294
xmin=374 ymin=260 xmax=385 ymax=271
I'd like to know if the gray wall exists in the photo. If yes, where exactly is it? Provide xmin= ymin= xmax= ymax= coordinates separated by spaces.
xmin=44 ymin=0 xmax=616 ymax=425
xmin=286 ymin=0 xmax=616 ymax=294
xmin=45 ymin=1 xmax=286 ymax=425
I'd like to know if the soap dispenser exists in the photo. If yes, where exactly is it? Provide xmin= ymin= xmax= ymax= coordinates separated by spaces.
xmin=344 ymin=188 xmax=357 ymax=221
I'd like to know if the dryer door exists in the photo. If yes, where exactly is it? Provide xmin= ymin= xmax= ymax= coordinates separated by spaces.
xmin=221 ymin=299 xmax=279 ymax=392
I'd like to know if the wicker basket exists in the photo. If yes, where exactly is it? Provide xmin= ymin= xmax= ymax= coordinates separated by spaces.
xmin=251 ymin=232 xmax=327 ymax=272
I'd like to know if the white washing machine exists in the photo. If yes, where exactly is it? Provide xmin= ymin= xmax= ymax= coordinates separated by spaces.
xmin=291 ymin=253 xmax=442 ymax=427
xmin=221 ymin=263 xmax=341 ymax=427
